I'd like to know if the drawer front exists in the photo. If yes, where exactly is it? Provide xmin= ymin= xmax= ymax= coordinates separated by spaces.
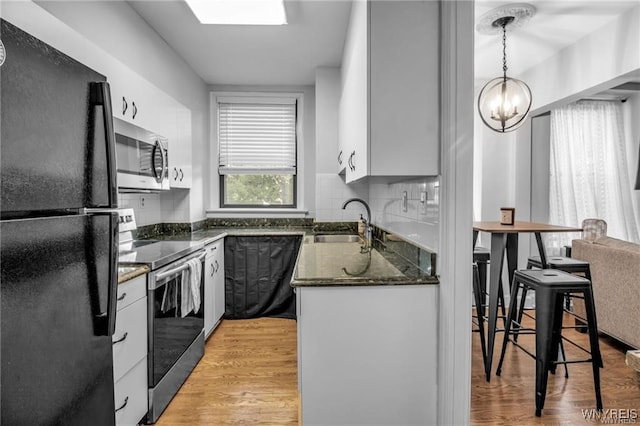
xmin=117 ymin=274 xmax=146 ymax=311
xmin=205 ymin=238 xmax=223 ymax=257
xmin=113 ymin=297 xmax=147 ymax=381
xmin=114 ymin=357 xmax=148 ymax=426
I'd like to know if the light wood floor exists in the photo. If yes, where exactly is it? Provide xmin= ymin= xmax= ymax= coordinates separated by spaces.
xmin=155 ymin=318 xmax=299 ymax=425
xmin=471 ymin=311 xmax=640 ymax=425
xmin=155 ymin=315 xmax=639 ymax=425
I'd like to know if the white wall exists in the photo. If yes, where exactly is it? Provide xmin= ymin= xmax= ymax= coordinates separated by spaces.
xmin=32 ymin=0 xmax=209 ymax=226
xmin=523 ymin=5 xmax=640 ymax=114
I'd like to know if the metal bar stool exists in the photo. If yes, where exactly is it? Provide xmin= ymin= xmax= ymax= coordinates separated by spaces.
xmin=496 ymin=269 xmax=603 ymax=417
xmin=525 ymin=218 xmax=605 ymax=313
xmin=472 ymin=247 xmax=507 ymax=368
xmin=473 ymin=246 xmax=507 ymax=326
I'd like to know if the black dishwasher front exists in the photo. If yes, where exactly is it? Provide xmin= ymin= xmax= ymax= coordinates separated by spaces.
xmin=224 ymin=235 xmax=301 ymax=320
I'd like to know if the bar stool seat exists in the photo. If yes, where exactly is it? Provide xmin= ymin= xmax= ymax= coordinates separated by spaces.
xmin=527 ymin=255 xmax=591 ymax=279
xmin=474 ymin=246 xmax=490 ymax=293
xmin=526 ymin=255 xmax=592 ymax=314
xmin=496 ymin=269 xmax=603 ymax=417
xmin=474 ymin=246 xmax=490 ymax=262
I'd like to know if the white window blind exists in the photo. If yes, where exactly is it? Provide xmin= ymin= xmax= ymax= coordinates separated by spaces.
xmin=218 ymin=102 xmax=297 ymax=175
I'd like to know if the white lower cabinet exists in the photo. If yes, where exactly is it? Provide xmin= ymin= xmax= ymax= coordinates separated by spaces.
xmin=114 ymin=358 xmax=147 ymax=426
xmin=204 ymin=238 xmax=225 ymax=337
xmin=113 ymin=274 xmax=148 ymax=425
xmin=297 ymin=284 xmax=438 ymax=426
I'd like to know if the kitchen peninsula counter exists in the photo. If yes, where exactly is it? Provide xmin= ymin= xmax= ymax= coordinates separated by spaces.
xmin=294 ymin=231 xmax=438 ymax=425
xmin=291 ymin=234 xmax=438 ymax=287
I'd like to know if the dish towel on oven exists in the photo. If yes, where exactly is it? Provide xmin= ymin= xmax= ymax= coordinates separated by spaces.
xmin=180 ymin=258 xmax=202 ymax=317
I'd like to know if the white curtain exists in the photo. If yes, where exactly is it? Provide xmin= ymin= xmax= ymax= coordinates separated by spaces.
xmin=548 ymin=100 xmax=640 ymax=254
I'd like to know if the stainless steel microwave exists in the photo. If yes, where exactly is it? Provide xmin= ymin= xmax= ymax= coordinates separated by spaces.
xmin=114 ymin=118 xmax=169 ymax=192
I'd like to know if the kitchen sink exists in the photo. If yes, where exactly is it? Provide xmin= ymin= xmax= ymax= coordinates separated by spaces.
xmin=313 ymin=234 xmax=362 ymax=243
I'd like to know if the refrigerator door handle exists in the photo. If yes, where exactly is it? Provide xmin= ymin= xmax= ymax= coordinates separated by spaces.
xmin=90 ymin=81 xmax=118 ymax=209
xmin=89 ymin=211 xmax=119 ymax=336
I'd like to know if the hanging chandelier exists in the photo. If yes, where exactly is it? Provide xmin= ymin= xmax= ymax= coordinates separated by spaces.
xmin=477 ymin=4 xmax=535 ymax=133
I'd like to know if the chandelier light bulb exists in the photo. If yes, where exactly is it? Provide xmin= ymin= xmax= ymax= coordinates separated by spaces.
xmin=479 ymin=76 xmax=531 ymax=132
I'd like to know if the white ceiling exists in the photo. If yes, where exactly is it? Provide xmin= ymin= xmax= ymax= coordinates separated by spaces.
xmin=474 ymin=0 xmax=640 ymax=80
xmin=128 ymin=0 xmax=352 ymax=86
xmin=128 ymin=0 xmax=640 ymax=86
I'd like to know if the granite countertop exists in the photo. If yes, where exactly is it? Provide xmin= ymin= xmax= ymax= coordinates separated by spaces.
xmin=118 ymin=264 xmax=150 ymax=284
xmin=126 ymin=221 xmax=438 ymax=287
xmin=291 ymin=235 xmax=438 ymax=287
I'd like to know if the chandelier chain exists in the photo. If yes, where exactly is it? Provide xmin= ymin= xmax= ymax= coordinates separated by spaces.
xmin=502 ymin=23 xmax=508 ymax=79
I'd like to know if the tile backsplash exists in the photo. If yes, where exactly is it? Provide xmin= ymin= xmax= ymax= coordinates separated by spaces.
xmin=123 ymin=174 xmax=440 ymax=253
xmin=315 ymin=174 xmax=440 ymax=253
xmin=369 ymin=176 xmax=440 ymax=253
xmin=118 ymin=192 xmax=162 ymax=226
xmin=118 ymin=191 xmax=189 ymax=227
xmin=315 ymin=173 xmax=369 ymax=221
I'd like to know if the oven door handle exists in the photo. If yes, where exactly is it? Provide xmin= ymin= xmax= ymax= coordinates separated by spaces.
xmin=152 ymin=252 xmax=206 ymax=287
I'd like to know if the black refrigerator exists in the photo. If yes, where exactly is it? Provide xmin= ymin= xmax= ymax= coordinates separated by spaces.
xmin=1 ymin=19 xmax=119 ymax=425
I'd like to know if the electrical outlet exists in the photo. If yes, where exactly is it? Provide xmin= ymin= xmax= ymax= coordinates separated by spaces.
xmin=402 ymin=191 xmax=408 ymax=212
xmin=420 ymin=191 xmax=427 ymax=214
xmin=139 ymin=195 xmax=146 ymax=209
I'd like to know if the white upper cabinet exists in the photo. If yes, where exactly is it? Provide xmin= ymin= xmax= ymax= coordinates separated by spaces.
xmin=339 ymin=0 xmax=440 ymax=183
xmin=169 ymin=106 xmax=193 ymax=189
xmin=340 ymin=0 xmax=369 ymax=182
xmin=104 ymin=60 xmax=163 ymax=133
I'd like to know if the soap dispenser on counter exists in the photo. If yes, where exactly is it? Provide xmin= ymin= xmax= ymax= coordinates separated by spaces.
xmin=358 ymin=214 xmax=366 ymax=238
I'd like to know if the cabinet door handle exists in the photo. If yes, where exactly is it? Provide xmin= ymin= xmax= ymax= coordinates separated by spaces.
xmin=338 ymin=150 xmax=343 ymax=165
xmin=179 ymin=168 xmax=184 ymax=181
xmin=117 ymin=292 xmax=126 ymax=302
xmin=210 ymin=263 xmax=215 ymax=277
xmin=122 ymin=97 xmax=128 ymax=115
xmin=112 ymin=332 xmax=128 ymax=345
xmin=173 ymin=167 xmax=178 ymax=180
xmin=115 ymin=396 xmax=129 ymax=413
xmin=132 ymin=102 xmax=138 ymax=119
xmin=214 ymin=260 xmax=220 ymax=273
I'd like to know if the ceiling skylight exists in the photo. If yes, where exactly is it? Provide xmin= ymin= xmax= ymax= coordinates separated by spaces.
xmin=185 ymin=0 xmax=287 ymax=25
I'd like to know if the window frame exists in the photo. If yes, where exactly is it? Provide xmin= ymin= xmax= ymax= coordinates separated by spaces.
xmin=213 ymin=92 xmax=302 ymax=209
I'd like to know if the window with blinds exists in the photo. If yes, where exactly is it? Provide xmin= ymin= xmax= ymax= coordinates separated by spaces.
xmin=217 ymin=98 xmax=297 ymax=207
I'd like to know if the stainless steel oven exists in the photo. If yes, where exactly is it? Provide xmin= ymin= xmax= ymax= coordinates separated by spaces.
xmin=116 ymin=208 xmax=205 ymax=423
xmin=146 ymin=248 xmax=206 ymax=423
xmin=114 ymin=118 xmax=169 ymax=192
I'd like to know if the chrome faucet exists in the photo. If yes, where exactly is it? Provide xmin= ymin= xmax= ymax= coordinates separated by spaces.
xmin=341 ymin=198 xmax=372 ymax=249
